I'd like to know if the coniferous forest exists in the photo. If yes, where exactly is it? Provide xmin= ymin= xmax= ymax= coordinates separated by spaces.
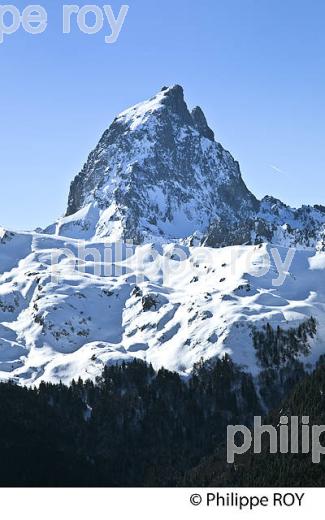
xmin=1 ymin=338 xmax=325 ymax=487
xmin=0 ymin=356 xmax=261 ymax=486
xmin=185 ymin=359 xmax=325 ymax=487
xmin=0 ymin=318 xmax=325 ymax=487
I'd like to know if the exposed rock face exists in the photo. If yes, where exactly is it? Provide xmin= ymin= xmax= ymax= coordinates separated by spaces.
xmin=204 ymin=196 xmax=325 ymax=250
xmin=191 ymin=106 xmax=215 ymax=141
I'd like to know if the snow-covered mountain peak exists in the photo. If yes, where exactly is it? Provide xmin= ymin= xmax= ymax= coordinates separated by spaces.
xmin=53 ymin=85 xmax=257 ymax=243
xmin=113 ymin=85 xmax=215 ymax=141
xmin=43 ymin=85 xmax=325 ymax=250
xmin=114 ymin=84 xmax=193 ymax=131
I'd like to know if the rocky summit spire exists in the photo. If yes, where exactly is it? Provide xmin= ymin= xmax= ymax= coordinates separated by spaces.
xmin=191 ymin=106 xmax=215 ymax=141
xmin=159 ymin=84 xmax=193 ymax=124
xmin=60 ymin=85 xmax=257 ymax=243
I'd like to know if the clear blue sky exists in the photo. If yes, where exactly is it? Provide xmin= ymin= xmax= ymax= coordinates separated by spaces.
xmin=1 ymin=0 xmax=324 ymax=230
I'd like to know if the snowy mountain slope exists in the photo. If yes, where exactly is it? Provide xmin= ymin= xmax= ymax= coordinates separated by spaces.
xmin=1 ymin=85 xmax=325 ymax=387
xmin=0 ymin=230 xmax=325 ymax=385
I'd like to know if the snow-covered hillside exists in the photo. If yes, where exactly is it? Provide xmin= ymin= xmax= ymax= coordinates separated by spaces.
xmin=1 ymin=85 xmax=325 ymax=386
xmin=0 ymin=230 xmax=325 ymax=385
